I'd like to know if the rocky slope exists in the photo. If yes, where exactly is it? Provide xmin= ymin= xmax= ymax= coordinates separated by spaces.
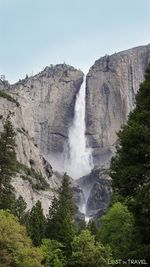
xmin=0 ymin=89 xmax=60 ymax=214
xmin=86 ymin=44 xmax=150 ymax=166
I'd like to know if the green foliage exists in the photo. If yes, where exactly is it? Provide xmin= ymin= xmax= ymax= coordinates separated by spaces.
xmin=0 ymin=210 xmax=43 ymax=267
xmin=17 ymin=162 xmax=49 ymax=190
xmin=28 ymin=200 xmax=46 ymax=246
xmin=46 ymin=195 xmax=59 ymax=240
xmin=0 ymin=90 xmax=20 ymax=106
xmin=12 ymin=195 xmax=27 ymax=224
xmin=87 ymin=219 xmax=98 ymax=237
xmin=69 ymin=229 xmax=112 ymax=267
xmin=110 ymin=64 xmax=150 ymax=259
xmin=46 ymin=173 xmax=76 ymax=255
xmin=40 ymin=239 xmax=66 ymax=267
xmin=98 ymin=202 xmax=134 ymax=259
xmin=58 ymin=173 xmax=75 ymax=217
xmin=0 ymin=242 xmax=12 ymax=267
xmin=0 ymin=119 xmax=17 ymax=210
xmin=13 ymin=246 xmax=43 ymax=267
xmin=76 ymin=219 xmax=86 ymax=234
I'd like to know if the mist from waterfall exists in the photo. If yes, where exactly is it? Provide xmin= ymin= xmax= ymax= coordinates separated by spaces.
xmin=64 ymin=76 xmax=93 ymax=179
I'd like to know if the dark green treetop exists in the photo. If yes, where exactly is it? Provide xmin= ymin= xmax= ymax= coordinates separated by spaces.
xmin=27 ymin=200 xmax=46 ymax=246
xmin=46 ymin=173 xmax=76 ymax=255
xmin=0 ymin=118 xmax=17 ymax=210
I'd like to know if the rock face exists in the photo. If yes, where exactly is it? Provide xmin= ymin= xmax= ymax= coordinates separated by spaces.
xmin=78 ymin=168 xmax=112 ymax=219
xmin=86 ymin=44 xmax=150 ymax=166
xmin=0 ymin=94 xmax=60 ymax=214
xmin=9 ymin=65 xmax=83 ymax=155
xmin=12 ymin=173 xmax=59 ymax=215
xmin=0 ymin=64 xmax=83 ymax=214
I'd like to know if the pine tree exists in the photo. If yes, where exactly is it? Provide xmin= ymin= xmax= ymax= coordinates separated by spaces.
xmin=87 ymin=219 xmax=98 ymax=237
xmin=28 ymin=200 xmax=46 ymax=246
xmin=0 ymin=118 xmax=17 ymax=210
xmin=12 ymin=195 xmax=27 ymax=224
xmin=46 ymin=173 xmax=76 ymax=255
xmin=46 ymin=195 xmax=59 ymax=239
xmin=110 ymin=64 xmax=150 ymax=259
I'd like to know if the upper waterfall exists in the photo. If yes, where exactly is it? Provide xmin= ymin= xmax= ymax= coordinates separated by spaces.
xmin=64 ymin=76 xmax=93 ymax=179
xmin=47 ymin=74 xmax=93 ymax=180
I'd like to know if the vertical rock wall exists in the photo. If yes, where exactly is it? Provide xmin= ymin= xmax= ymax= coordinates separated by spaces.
xmin=86 ymin=44 xmax=150 ymax=166
xmin=9 ymin=65 xmax=83 ymax=155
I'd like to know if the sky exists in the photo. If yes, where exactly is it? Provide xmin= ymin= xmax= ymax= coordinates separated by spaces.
xmin=0 ymin=0 xmax=150 ymax=83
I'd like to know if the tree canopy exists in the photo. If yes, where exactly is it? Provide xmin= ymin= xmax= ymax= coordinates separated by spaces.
xmin=0 ymin=210 xmax=43 ymax=267
xmin=98 ymin=202 xmax=134 ymax=259
xmin=69 ymin=229 xmax=112 ymax=267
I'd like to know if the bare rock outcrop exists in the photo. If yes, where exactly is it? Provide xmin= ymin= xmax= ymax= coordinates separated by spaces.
xmin=9 ymin=64 xmax=83 ymax=155
xmin=86 ymin=44 xmax=150 ymax=166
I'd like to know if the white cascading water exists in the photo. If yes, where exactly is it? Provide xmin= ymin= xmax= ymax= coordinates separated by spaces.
xmin=64 ymin=76 xmax=93 ymax=179
xmin=47 ymin=75 xmax=93 ymax=221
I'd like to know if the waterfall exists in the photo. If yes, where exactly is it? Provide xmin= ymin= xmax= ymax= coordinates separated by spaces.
xmin=46 ymin=75 xmax=93 ymax=179
xmin=47 ymin=75 xmax=93 ymax=220
xmin=64 ymin=76 xmax=93 ymax=179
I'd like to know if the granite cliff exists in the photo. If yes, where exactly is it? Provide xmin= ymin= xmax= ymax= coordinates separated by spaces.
xmin=0 ymin=91 xmax=60 ymax=214
xmin=0 ymin=65 xmax=83 ymax=214
xmin=0 ymin=44 xmax=150 ymax=218
xmin=9 ymin=64 xmax=83 ymax=155
xmin=86 ymin=44 xmax=150 ymax=166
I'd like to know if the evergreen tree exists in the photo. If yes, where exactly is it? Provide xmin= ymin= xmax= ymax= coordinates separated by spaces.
xmin=28 ymin=200 xmax=46 ymax=246
xmin=87 ymin=219 xmax=98 ymax=238
xmin=46 ymin=195 xmax=59 ymax=240
xmin=0 ymin=118 xmax=17 ymax=210
xmin=110 ymin=64 xmax=150 ymax=259
xmin=46 ymin=173 xmax=76 ymax=255
xmin=98 ymin=202 xmax=134 ymax=260
xmin=76 ymin=219 xmax=86 ymax=234
xmin=69 ymin=229 xmax=112 ymax=267
xmin=12 ymin=195 xmax=27 ymax=224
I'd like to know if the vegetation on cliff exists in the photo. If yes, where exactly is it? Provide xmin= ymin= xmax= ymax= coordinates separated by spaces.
xmin=0 ymin=90 xmax=20 ymax=106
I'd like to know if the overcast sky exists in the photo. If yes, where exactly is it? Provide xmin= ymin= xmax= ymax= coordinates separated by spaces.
xmin=0 ymin=0 xmax=150 ymax=83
